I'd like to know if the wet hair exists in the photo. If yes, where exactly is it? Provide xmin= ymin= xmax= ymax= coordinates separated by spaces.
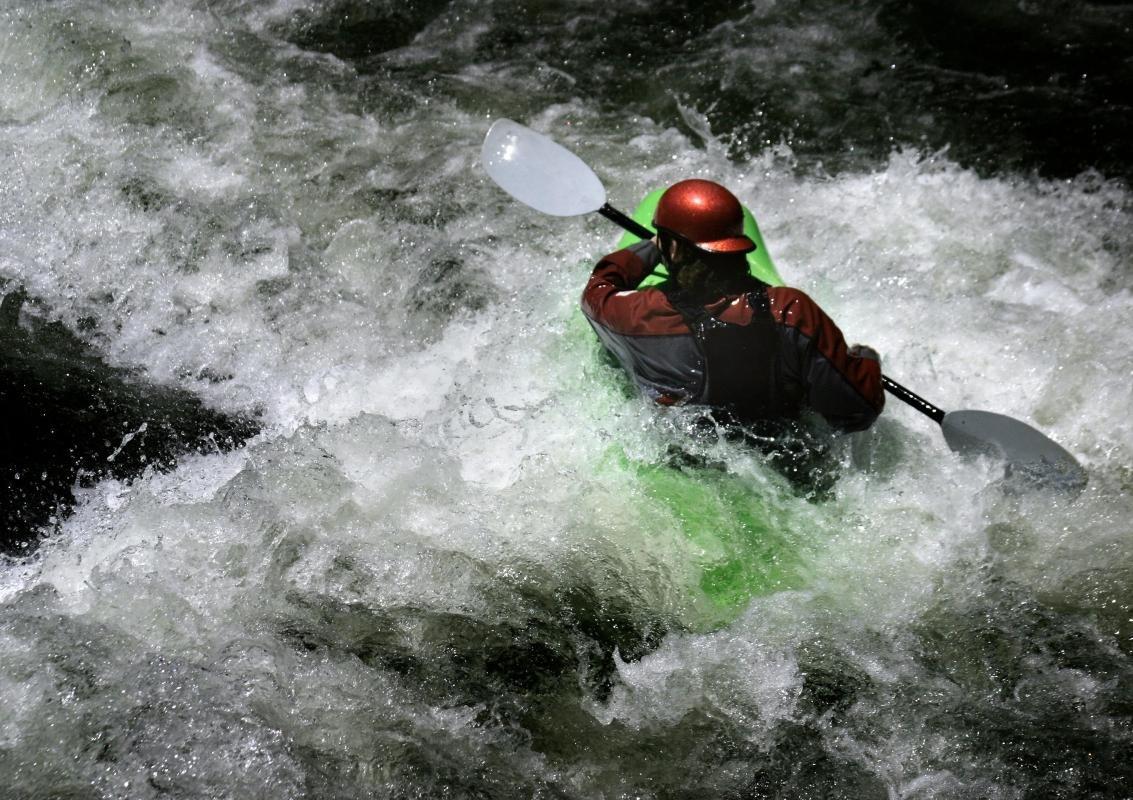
xmin=664 ymin=234 xmax=750 ymax=298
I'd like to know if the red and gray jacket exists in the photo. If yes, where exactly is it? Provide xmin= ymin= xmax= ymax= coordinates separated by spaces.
xmin=581 ymin=240 xmax=884 ymax=432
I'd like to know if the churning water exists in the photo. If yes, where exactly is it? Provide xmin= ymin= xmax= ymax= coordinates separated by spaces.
xmin=2 ymin=1 xmax=1132 ymax=797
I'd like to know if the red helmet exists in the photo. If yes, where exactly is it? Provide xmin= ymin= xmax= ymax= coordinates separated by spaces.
xmin=652 ymin=179 xmax=755 ymax=254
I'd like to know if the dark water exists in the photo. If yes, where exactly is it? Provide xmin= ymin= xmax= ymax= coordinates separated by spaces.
xmin=1 ymin=1 xmax=1131 ymax=798
xmin=282 ymin=0 xmax=1133 ymax=178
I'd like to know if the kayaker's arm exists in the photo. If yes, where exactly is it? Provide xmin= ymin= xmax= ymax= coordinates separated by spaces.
xmin=580 ymin=240 xmax=666 ymax=330
xmin=598 ymin=239 xmax=662 ymax=289
xmin=768 ymin=287 xmax=885 ymax=433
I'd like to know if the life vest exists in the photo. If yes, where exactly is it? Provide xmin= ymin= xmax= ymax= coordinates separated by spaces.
xmin=666 ymin=287 xmax=803 ymax=420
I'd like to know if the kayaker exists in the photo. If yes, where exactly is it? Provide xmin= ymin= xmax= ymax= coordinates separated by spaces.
xmin=581 ymin=179 xmax=884 ymax=432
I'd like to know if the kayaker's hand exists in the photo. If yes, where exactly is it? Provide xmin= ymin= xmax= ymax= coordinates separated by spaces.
xmin=849 ymin=344 xmax=880 ymax=362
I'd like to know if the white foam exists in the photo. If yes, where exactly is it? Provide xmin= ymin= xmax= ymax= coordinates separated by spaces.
xmin=1 ymin=3 xmax=1131 ymax=794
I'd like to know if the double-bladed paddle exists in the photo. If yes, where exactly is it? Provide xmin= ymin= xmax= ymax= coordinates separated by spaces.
xmin=481 ymin=118 xmax=1087 ymax=491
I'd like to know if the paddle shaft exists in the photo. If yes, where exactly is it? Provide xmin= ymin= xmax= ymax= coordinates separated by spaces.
xmin=882 ymin=375 xmax=946 ymax=424
xmin=598 ymin=203 xmax=654 ymax=240
xmin=593 ymin=206 xmax=951 ymax=427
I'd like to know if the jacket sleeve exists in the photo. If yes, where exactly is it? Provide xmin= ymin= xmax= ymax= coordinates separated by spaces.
xmin=580 ymin=240 xmax=667 ymax=334
xmin=768 ymin=287 xmax=884 ymax=432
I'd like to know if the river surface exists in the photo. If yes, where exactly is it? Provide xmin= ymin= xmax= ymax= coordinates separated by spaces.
xmin=2 ymin=1 xmax=1132 ymax=797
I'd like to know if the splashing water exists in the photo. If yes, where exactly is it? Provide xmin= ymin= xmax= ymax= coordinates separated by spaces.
xmin=2 ymin=1 xmax=1132 ymax=797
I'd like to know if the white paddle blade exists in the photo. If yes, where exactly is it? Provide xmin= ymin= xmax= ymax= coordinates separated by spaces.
xmin=942 ymin=410 xmax=1087 ymax=491
xmin=480 ymin=119 xmax=606 ymax=216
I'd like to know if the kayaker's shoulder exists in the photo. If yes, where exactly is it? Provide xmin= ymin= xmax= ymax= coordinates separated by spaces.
xmin=763 ymin=287 xmax=845 ymax=335
xmin=765 ymin=285 xmax=820 ymax=314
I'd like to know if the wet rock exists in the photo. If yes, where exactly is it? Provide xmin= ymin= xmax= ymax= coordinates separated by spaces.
xmin=0 ymin=289 xmax=258 ymax=555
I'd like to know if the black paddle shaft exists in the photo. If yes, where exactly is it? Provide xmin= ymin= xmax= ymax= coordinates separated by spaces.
xmin=595 ymin=200 xmax=951 ymax=429
xmin=882 ymin=375 xmax=946 ymax=424
xmin=598 ymin=203 xmax=654 ymax=240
